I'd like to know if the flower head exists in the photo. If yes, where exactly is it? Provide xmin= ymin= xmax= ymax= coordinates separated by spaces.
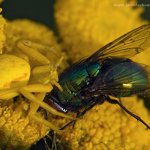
xmin=0 ymin=17 xmax=67 ymax=149
xmin=55 ymin=0 xmax=147 ymax=61
xmin=54 ymin=0 xmax=150 ymax=149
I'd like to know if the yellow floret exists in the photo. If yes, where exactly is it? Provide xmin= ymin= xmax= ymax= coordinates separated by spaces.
xmin=62 ymin=97 xmax=150 ymax=150
xmin=1 ymin=0 xmax=150 ymax=149
xmin=0 ymin=18 xmax=68 ymax=149
xmin=0 ymin=100 xmax=49 ymax=149
xmin=55 ymin=0 xmax=147 ymax=61
xmin=4 ymin=19 xmax=68 ymax=70
xmin=54 ymin=0 xmax=150 ymax=149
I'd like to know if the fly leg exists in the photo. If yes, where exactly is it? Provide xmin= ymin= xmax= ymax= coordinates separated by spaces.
xmin=106 ymin=96 xmax=150 ymax=129
xmin=71 ymin=108 xmax=92 ymax=129
xmin=60 ymin=102 xmax=99 ymax=130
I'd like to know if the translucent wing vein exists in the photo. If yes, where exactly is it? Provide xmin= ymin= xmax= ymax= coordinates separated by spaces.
xmin=87 ymin=24 xmax=150 ymax=61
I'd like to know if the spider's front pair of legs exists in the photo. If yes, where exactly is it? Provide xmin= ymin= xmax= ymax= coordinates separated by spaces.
xmin=17 ymin=40 xmax=73 ymax=131
xmin=60 ymin=96 xmax=150 ymax=130
xmin=0 ymin=39 xmax=72 ymax=131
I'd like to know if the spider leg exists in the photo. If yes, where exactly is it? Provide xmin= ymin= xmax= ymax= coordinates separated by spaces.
xmin=106 ymin=96 xmax=150 ymax=129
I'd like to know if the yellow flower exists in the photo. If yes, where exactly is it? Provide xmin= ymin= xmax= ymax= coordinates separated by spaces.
xmin=54 ymin=0 xmax=150 ymax=149
xmin=62 ymin=97 xmax=150 ymax=150
xmin=55 ymin=0 xmax=147 ymax=61
xmin=0 ymin=18 xmax=68 ymax=149
xmin=1 ymin=0 xmax=150 ymax=149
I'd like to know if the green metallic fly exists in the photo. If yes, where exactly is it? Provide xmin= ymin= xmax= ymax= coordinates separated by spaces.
xmin=45 ymin=24 xmax=150 ymax=130
xmin=31 ymin=24 xmax=150 ymax=150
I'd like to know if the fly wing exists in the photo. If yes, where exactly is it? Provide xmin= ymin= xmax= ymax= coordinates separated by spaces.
xmin=83 ymin=62 xmax=150 ymax=98
xmin=87 ymin=24 xmax=150 ymax=62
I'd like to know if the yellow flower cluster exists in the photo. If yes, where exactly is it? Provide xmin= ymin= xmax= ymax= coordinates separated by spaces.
xmin=54 ymin=0 xmax=150 ymax=149
xmin=55 ymin=0 xmax=146 ymax=61
xmin=1 ymin=0 xmax=150 ymax=149
xmin=0 ymin=17 xmax=67 ymax=149
xmin=4 ymin=19 xmax=68 ymax=71
xmin=0 ymin=100 xmax=49 ymax=149
xmin=62 ymin=97 xmax=150 ymax=150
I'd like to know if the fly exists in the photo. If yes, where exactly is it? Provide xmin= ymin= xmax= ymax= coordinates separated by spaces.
xmin=45 ymin=24 xmax=150 ymax=129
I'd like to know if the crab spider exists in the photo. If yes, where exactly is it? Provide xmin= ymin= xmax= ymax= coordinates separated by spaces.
xmin=0 ymin=39 xmax=71 ymax=131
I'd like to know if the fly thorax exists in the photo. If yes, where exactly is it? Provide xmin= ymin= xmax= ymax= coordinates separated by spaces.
xmin=86 ymin=62 xmax=101 ymax=78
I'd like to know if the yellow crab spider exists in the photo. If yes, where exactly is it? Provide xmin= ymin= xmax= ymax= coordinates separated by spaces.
xmin=0 ymin=40 xmax=72 ymax=131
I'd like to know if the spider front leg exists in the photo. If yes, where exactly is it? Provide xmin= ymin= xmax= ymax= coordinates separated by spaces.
xmin=14 ymin=39 xmax=71 ymax=131
xmin=0 ymin=88 xmax=19 ymax=100
xmin=17 ymin=39 xmax=50 ymax=65
xmin=0 ymin=84 xmax=71 ymax=131
xmin=19 ymin=84 xmax=72 ymax=130
xmin=17 ymin=39 xmax=64 ymax=88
